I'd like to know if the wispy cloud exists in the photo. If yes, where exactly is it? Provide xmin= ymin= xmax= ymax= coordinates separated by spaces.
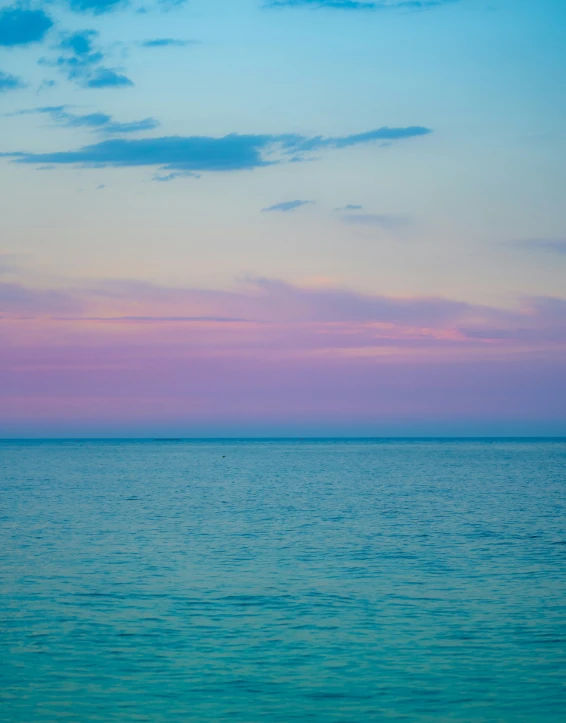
xmin=288 ymin=126 xmax=430 ymax=151
xmin=264 ymin=0 xmax=456 ymax=10
xmin=1 ymin=125 xmax=431 ymax=177
xmin=140 ymin=38 xmax=193 ymax=48
xmin=262 ymin=200 xmax=312 ymax=212
xmin=42 ymin=30 xmax=134 ymax=88
xmin=0 ymin=281 xmax=81 ymax=315
xmin=2 ymin=274 xmax=566 ymax=348
xmin=68 ymin=0 xmax=126 ymax=14
xmin=266 ymin=1 xmax=378 ymax=8
xmin=63 ymin=0 xmax=186 ymax=14
xmin=8 ymin=105 xmax=159 ymax=134
xmin=1 ymin=273 xmax=565 ymax=432
xmin=0 ymin=6 xmax=53 ymax=47
xmin=341 ymin=213 xmax=411 ymax=230
xmin=152 ymin=170 xmax=199 ymax=182
xmin=0 ymin=71 xmax=25 ymax=92
xmin=335 ymin=204 xmax=363 ymax=211
xmin=508 ymin=238 xmax=566 ymax=256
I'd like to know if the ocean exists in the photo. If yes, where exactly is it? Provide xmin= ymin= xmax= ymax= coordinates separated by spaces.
xmin=1 ymin=439 xmax=565 ymax=722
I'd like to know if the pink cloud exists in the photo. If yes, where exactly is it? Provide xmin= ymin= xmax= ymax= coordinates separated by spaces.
xmin=1 ymin=274 xmax=565 ymax=433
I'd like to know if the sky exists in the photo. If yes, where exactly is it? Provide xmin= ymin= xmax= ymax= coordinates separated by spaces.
xmin=0 ymin=0 xmax=565 ymax=437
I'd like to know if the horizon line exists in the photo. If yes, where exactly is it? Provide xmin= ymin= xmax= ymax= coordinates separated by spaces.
xmin=1 ymin=436 xmax=565 ymax=442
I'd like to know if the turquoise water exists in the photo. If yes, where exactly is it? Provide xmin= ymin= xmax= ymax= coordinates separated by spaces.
xmin=1 ymin=439 xmax=565 ymax=722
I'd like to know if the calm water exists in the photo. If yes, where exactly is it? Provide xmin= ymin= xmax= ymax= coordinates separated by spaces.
xmin=1 ymin=439 xmax=565 ymax=722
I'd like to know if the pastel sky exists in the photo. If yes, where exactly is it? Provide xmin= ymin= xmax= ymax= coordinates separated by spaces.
xmin=1 ymin=0 xmax=565 ymax=436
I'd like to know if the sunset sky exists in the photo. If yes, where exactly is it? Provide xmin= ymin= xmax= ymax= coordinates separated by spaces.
xmin=1 ymin=0 xmax=565 ymax=436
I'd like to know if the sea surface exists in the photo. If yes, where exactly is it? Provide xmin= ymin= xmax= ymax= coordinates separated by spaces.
xmin=1 ymin=439 xmax=565 ymax=722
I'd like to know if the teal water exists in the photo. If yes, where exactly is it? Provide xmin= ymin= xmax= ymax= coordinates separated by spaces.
xmin=1 ymin=439 xmax=565 ymax=722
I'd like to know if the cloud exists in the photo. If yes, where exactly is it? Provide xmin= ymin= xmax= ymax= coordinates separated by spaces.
xmin=1 ymin=275 xmax=564 ymax=434
xmin=62 ymin=110 xmax=112 ymax=127
xmin=248 ymin=277 xmax=474 ymax=325
xmin=0 ymin=274 xmax=477 ymax=326
xmin=44 ymin=30 xmax=134 ymax=88
xmin=8 ymin=105 xmax=159 ymax=134
xmin=68 ymin=0 xmax=125 ymax=14
xmin=289 ymin=126 xmax=431 ymax=151
xmin=266 ymin=1 xmax=377 ymax=8
xmin=105 ymin=118 xmax=159 ymax=133
xmin=140 ymin=38 xmax=193 ymax=48
xmin=0 ymin=71 xmax=25 ymax=92
xmin=341 ymin=213 xmax=410 ymax=230
xmin=0 ymin=281 xmax=80 ymax=315
xmin=0 ymin=6 xmax=53 ymax=47
xmin=45 ymin=30 xmax=102 ymax=81
xmin=59 ymin=28 xmax=99 ymax=56
xmin=85 ymin=68 xmax=134 ymax=87
xmin=65 ymin=315 xmax=247 ymax=322
xmin=2 ymin=125 xmax=431 ymax=176
xmin=2 ymin=275 xmax=566 ymax=361
xmin=37 ymin=78 xmax=57 ymax=92
xmin=152 ymin=171 xmax=199 ymax=181
xmin=63 ymin=0 xmax=185 ymax=14
xmin=264 ymin=0 xmax=455 ymax=10
xmin=262 ymin=200 xmax=312 ymax=212
xmin=335 ymin=204 xmax=363 ymax=211
xmin=508 ymin=238 xmax=566 ymax=256
xmin=0 ymin=253 xmax=23 ymax=275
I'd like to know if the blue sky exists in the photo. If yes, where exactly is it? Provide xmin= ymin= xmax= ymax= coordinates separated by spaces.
xmin=0 ymin=0 xmax=565 ymax=434
xmin=1 ymin=0 xmax=565 ymax=297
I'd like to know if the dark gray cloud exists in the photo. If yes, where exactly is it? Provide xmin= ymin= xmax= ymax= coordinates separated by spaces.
xmin=0 ymin=6 xmax=53 ymax=47
xmin=262 ymin=200 xmax=312 ymax=212
xmin=1 ymin=125 xmax=432 ymax=176
xmin=508 ymin=238 xmax=566 ymax=256
xmin=0 ymin=71 xmax=25 ymax=92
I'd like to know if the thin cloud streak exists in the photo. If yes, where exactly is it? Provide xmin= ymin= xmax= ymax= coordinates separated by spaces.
xmin=140 ymin=38 xmax=194 ymax=47
xmin=8 ymin=105 xmax=159 ymax=134
xmin=341 ymin=213 xmax=411 ymax=229
xmin=1 ymin=125 xmax=432 ymax=177
xmin=1 ymin=274 xmax=564 ymax=432
xmin=264 ymin=0 xmax=457 ymax=11
xmin=508 ymin=238 xmax=566 ymax=255
xmin=262 ymin=200 xmax=312 ymax=212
